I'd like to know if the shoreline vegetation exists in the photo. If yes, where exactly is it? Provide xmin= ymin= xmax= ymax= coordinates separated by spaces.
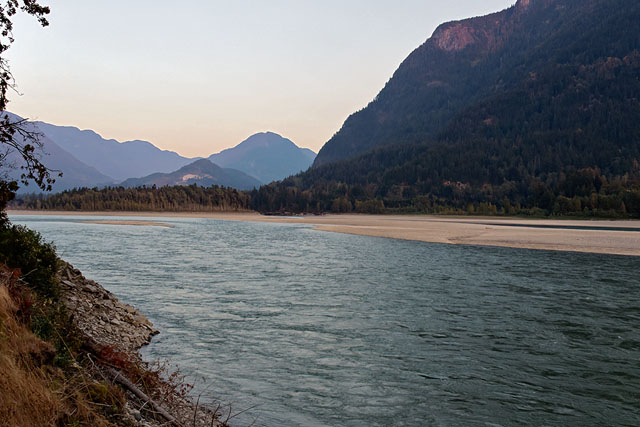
xmin=8 ymin=209 xmax=640 ymax=257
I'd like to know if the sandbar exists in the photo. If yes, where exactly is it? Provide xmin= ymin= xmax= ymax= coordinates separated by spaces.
xmin=7 ymin=210 xmax=640 ymax=256
xmin=78 ymin=220 xmax=175 ymax=228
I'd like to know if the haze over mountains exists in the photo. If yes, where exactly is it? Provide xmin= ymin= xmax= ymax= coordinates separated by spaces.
xmin=7 ymin=115 xmax=315 ymax=192
xmin=33 ymin=122 xmax=195 ymax=182
xmin=3 ymin=112 xmax=113 ymax=193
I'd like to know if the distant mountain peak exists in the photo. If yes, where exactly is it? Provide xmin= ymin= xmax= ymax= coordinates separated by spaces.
xmin=238 ymin=131 xmax=296 ymax=148
xmin=209 ymin=132 xmax=315 ymax=183
xmin=189 ymin=158 xmax=219 ymax=167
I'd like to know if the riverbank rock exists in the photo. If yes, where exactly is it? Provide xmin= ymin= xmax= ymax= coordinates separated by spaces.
xmin=57 ymin=261 xmax=159 ymax=353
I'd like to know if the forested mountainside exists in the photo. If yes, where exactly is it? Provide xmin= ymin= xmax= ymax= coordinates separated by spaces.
xmin=251 ymin=0 xmax=640 ymax=217
xmin=313 ymin=0 xmax=562 ymax=166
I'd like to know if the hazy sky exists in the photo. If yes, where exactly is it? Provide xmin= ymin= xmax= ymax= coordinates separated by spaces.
xmin=7 ymin=1 xmax=515 ymax=157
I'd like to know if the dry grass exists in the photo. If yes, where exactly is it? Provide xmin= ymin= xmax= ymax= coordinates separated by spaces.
xmin=0 ymin=267 xmax=122 ymax=427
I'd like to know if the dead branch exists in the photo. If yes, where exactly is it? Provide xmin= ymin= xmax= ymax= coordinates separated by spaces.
xmin=104 ymin=366 xmax=182 ymax=427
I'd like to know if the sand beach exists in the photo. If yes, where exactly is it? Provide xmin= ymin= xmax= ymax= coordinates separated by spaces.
xmin=8 ymin=210 xmax=640 ymax=257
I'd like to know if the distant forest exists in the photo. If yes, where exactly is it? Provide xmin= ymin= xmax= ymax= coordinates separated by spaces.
xmin=10 ymin=173 xmax=640 ymax=218
xmin=12 ymin=185 xmax=252 ymax=212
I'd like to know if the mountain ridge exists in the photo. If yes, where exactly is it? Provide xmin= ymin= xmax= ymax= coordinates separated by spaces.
xmin=31 ymin=120 xmax=315 ymax=185
xmin=32 ymin=121 xmax=197 ymax=181
xmin=1 ymin=112 xmax=115 ymax=193
xmin=7 ymin=116 xmax=314 ymax=192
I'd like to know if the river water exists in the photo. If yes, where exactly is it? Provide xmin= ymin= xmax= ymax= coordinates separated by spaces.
xmin=10 ymin=215 xmax=640 ymax=426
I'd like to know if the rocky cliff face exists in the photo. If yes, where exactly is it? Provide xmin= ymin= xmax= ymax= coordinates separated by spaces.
xmin=432 ymin=22 xmax=483 ymax=52
xmin=430 ymin=0 xmax=554 ymax=53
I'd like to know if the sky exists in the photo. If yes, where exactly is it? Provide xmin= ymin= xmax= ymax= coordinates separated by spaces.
xmin=7 ymin=0 xmax=515 ymax=157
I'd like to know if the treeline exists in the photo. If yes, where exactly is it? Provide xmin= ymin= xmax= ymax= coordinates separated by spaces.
xmin=250 ymin=165 xmax=640 ymax=217
xmin=10 ymin=168 xmax=640 ymax=218
xmin=12 ymin=184 xmax=252 ymax=212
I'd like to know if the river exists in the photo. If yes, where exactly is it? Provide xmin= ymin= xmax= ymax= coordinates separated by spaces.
xmin=11 ymin=214 xmax=640 ymax=426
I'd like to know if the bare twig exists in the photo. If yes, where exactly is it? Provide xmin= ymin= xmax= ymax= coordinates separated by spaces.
xmin=227 ymin=404 xmax=260 ymax=422
xmin=193 ymin=394 xmax=201 ymax=427
xmin=224 ymin=404 xmax=232 ymax=425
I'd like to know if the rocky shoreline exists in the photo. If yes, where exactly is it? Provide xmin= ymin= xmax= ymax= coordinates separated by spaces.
xmin=57 ymin=262 xmax=224 ymax=427
xmin=59 ymin=262 xmax=159 ymax=353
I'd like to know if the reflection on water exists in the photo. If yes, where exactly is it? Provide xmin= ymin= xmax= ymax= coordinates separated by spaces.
xmin=11 ymin=215 xmax=640 ymax=426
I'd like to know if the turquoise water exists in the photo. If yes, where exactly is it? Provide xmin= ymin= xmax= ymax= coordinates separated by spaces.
xmin=10 ymin=215 xmax=640 ymax=426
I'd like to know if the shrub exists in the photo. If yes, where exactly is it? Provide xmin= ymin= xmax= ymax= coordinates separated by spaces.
xmin=0 ymin=220 xmax=59 ymax=299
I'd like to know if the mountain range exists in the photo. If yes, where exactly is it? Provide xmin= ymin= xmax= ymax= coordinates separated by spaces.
xmin=252 ymin=0 xmax=640 ymax=216
xmin=5 ymin=115 xmax=315 ymax=192
xmin=3 ymin=112 xmax=113 ymax=193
